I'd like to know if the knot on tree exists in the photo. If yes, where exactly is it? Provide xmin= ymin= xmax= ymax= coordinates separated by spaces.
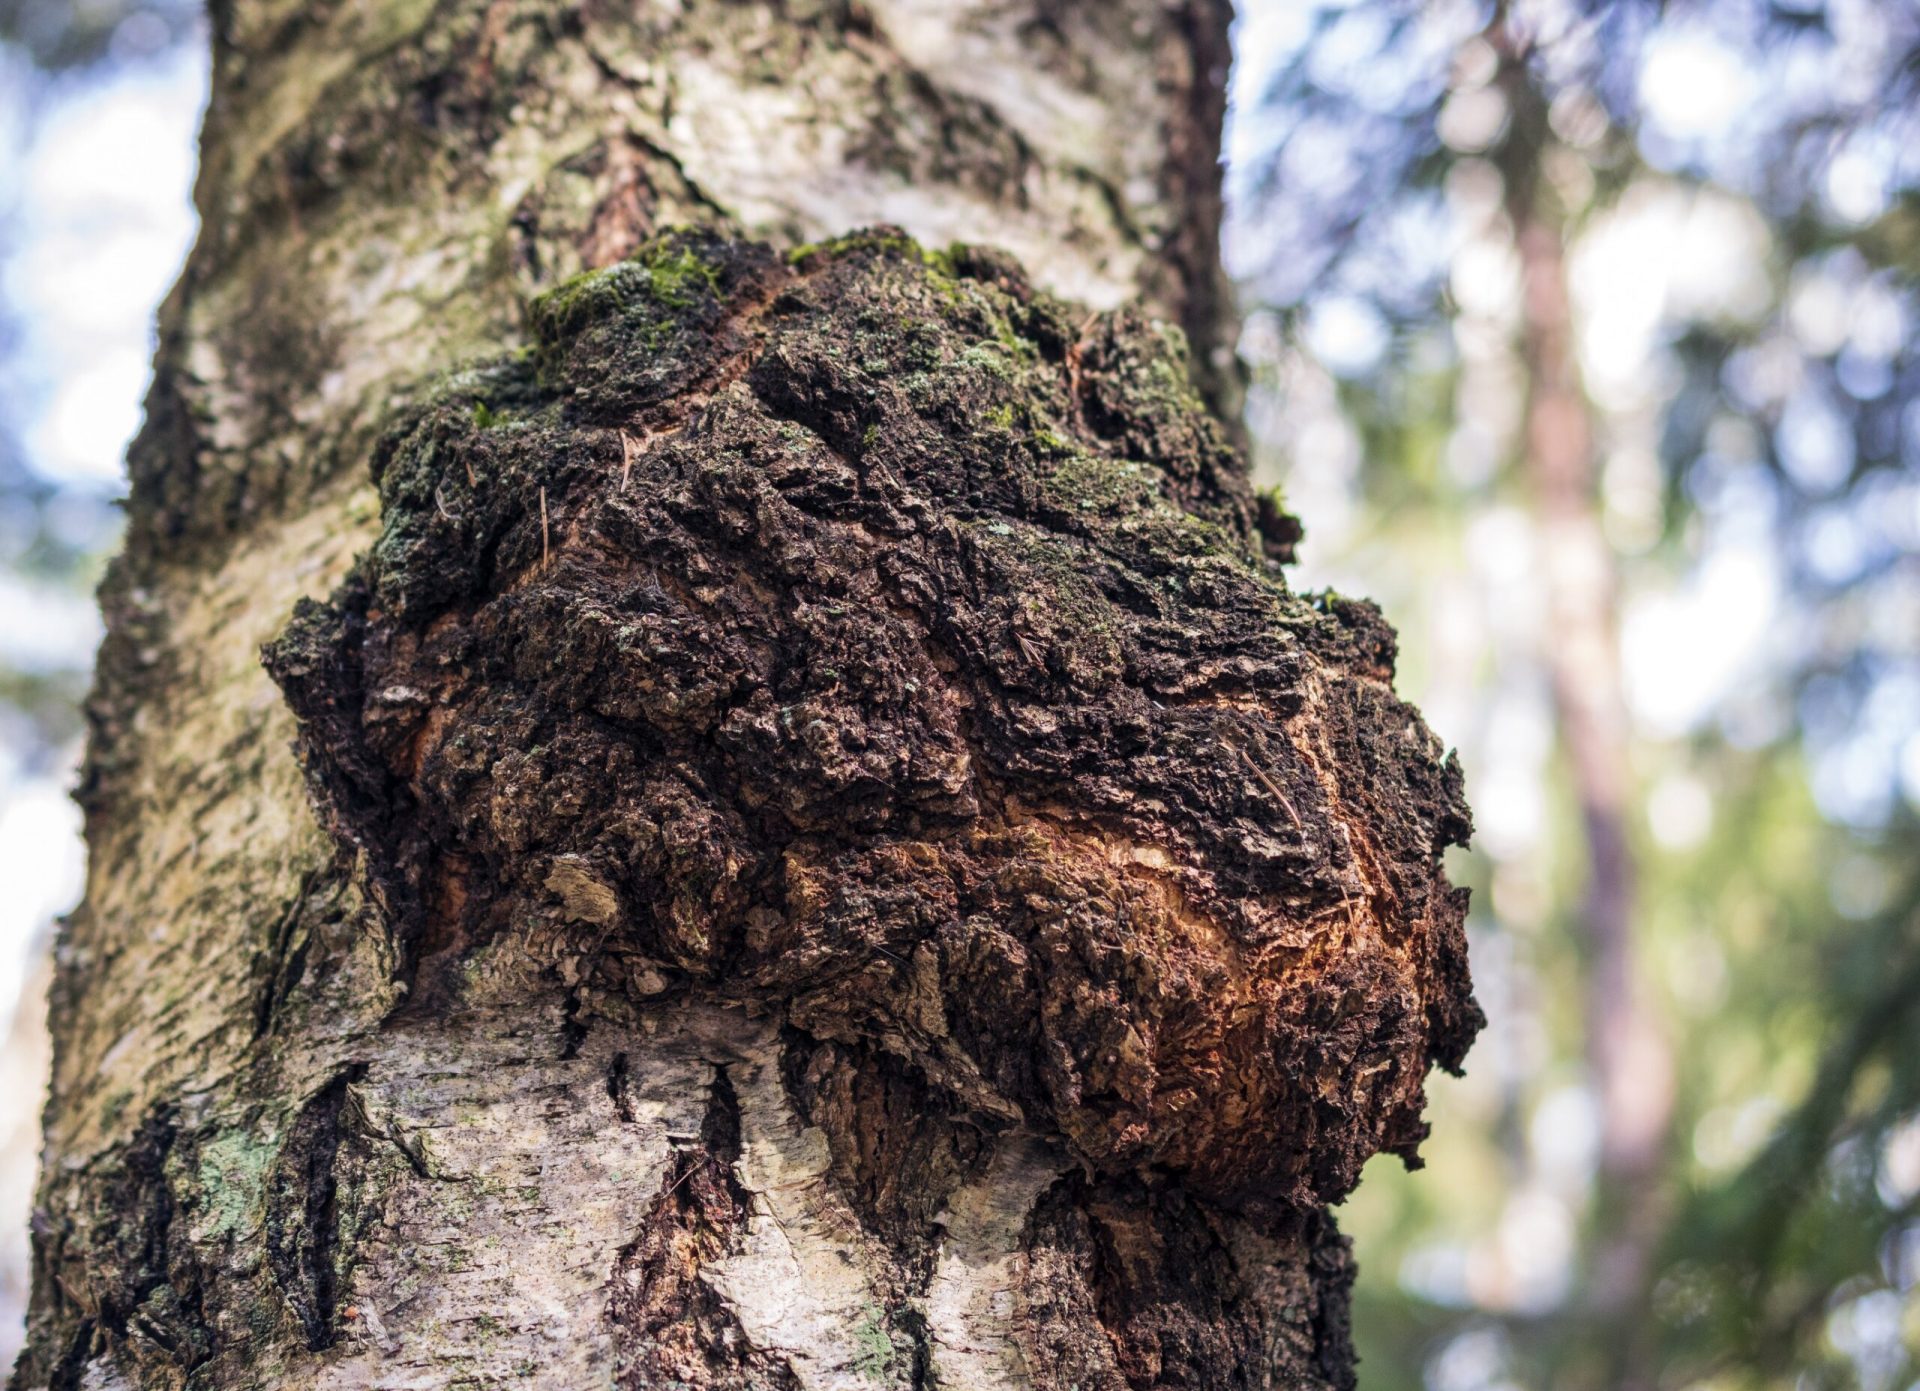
xmin=265 ymin=228 xmax=1481 ymax=1209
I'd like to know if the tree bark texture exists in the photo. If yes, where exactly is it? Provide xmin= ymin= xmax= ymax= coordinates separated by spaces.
xmin=16 ymin=5 xmax=1480 ymax=1389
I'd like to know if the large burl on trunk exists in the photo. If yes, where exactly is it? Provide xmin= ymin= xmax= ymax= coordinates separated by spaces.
xmin=260 ymin=230 xmax=1479 ymax=1385
xmin=15 ymin=4 xmax=1479 ymax=1388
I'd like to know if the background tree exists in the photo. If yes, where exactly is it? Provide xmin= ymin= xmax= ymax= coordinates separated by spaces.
xmin=1228 ymin=0 xmax=1920 ymax=1385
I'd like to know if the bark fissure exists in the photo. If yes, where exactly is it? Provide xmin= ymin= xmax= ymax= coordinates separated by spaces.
xmin=93 ymin=1108 xmax=180 ymax=1342
xmin=266 ymin=1065 xmax=369 ymax=1351
xmin=607 ymin=1066 xmax=795 ymax=1391
xmin=607 ymin=1050 xmax=637 ymax=1124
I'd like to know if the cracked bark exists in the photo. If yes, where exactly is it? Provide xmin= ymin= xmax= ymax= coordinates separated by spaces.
xmin=15 ymin=4 xmax=1478 ymax=1389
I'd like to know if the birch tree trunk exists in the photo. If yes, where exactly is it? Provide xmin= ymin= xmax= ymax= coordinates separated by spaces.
xmin=14 ymin=4 xmax=1481 ymax=1389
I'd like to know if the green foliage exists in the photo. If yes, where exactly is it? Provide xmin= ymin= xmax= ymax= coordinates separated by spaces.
xmin=1239 ymin=2 xmax=1920 ymax=1386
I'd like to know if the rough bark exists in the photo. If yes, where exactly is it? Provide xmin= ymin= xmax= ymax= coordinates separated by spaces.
xmin=16 ymin=4 xmax=1479 ymax=1389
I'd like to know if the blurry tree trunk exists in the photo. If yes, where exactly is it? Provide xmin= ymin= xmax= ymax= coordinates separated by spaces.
xmin=11 ymin=4 xmax=1481 ymax=1390
xmin=1493 ymin=21 xmax=1674 ymax=1385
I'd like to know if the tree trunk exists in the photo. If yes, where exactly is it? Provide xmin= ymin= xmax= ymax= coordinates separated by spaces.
xmin=15 ymin=5 xmax=1480 ymax=1389
xmin=1492 ymin=13 xmax=1674 ymax=1382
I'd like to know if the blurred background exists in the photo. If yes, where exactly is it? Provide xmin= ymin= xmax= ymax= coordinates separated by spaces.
xmin=0 ymin=0 xmax=1916 ymax=1385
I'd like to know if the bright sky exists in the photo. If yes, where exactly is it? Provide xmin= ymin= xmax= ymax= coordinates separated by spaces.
xmin=0 ymin=40 xmax=205 ymax=1039
xmin=7 ymin=50 xmax=204 ymax=489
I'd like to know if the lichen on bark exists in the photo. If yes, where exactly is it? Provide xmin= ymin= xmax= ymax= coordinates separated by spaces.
xmin=264 ymin=226 xmax=1481 ymax=1222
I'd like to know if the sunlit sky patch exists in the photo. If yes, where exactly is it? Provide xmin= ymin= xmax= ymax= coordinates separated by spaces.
xmin=1638 ymin=29 xmax=1752 ymax=143
xmin=5 ymin=46 xmax=205 ymax=490
xmin=0 ymin=37 xmax=205 ymax=1043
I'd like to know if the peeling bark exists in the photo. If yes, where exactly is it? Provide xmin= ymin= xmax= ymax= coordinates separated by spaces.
xmin=17 ymin=4 xmax=1478 ymax=1389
